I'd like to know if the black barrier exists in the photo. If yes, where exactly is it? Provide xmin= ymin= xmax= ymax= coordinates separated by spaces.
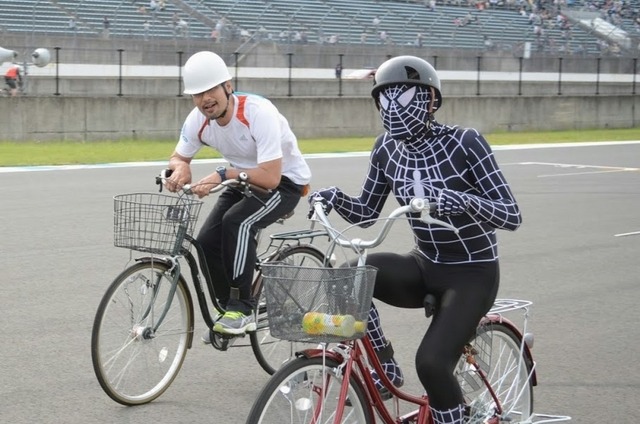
xmin=476 ymin=55 xmax=481 ymax=96
xmin=287 ymin=52 xmax=293 ymax=97
xmin=177 ymin=51 xmax=183 ymax=97
xmin=337 ymin=53 xmax=343 ymax=97
xmin=518 ymin=57 xmax=523 ymax=96
xmin=557 ymin=57 xmax=563 ymax=96
xmin=117 ymin=49 xmax=124 ymax=97
xmin=54 ymin=46 xmax=60 ymax=96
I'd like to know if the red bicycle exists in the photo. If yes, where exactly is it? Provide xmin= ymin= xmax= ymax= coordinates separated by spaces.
xmin=246 ymin=198 xmax=571 ymax=424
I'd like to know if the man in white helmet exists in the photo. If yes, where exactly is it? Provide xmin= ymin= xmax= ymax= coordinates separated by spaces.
xmin=165 ymin=51 xmax=312 ymax=336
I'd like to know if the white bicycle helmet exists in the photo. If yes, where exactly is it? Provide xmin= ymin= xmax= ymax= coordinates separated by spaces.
xmin=183 ymin=51 xmax=232 ymax=95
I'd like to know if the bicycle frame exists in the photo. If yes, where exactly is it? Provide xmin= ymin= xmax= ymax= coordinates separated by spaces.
xmin=132 ymin=223 xmax=331 ymax=348
xmin=293 ymin=309 xmax=535 ymax=424
xmin=134 ymin=174 xmax=332 ymax=349
xmin=296 ymin=337 xmax=431 ymax=423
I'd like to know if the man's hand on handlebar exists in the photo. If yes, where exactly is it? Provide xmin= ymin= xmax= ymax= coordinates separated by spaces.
xmin=191 ymin=173 xmax=222 ymax=199
xmin=158 ymin=168 xmax=271 ymax=201
xmin=163 ymin=166 xmax=192 ymax=193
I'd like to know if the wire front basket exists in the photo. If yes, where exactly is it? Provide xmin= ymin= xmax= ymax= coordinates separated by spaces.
xmin=113 ymin=192 xmax=203 ymax=256
xmin=261 ymin=264 xmax=377 ymax=343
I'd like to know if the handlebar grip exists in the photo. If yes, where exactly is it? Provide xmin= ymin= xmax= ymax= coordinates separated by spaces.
xmin=238 ymin=171 xmax=271 ymax=197
xmin=156 ymin=168 xmax=173 ymax=191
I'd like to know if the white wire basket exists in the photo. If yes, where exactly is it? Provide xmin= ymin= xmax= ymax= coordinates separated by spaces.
xmin=261 ymin=264 xmax=377 ymax=343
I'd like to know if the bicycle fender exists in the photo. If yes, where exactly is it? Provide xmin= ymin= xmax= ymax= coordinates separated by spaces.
xmin=272 ymin=243 xmax=325 ymax=261
xmin=482 ymin=315 xmax=538 ymax=386
xmin=134 ymin=256 xmax=174 ymax=265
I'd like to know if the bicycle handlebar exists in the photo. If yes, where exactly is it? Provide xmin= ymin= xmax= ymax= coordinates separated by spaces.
xmin=157 ymin=168 xmax=271 ymax=197
xmin=310 ymin=197 xmax=459 ymax=251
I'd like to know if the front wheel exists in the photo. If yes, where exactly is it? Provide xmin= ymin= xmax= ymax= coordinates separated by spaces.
xmin=246 ymin=356 xmax=372 ymax=424
xmin=91 ymin=261 xmax=193 ymax=405
xmin=250 ymin=245 xmax=329 ymax=374
xmin=456 ymin=322 xmax=534 ymax=423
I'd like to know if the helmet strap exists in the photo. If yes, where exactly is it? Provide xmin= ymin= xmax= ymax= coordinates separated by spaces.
xmin=428 ymin=87 xmax=436 ymax=115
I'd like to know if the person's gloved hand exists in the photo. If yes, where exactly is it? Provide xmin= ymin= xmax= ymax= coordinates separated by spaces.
xmin=307 ymin=187 xmax=339 ymax=218
xmin=436 ymin=189 xmax=470 ymax=216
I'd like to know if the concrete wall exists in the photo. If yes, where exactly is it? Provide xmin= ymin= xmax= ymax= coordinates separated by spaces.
xmin=2 ymin=94 xmax=638 ymax=142
xmin=4 ymin=33 xmax=639 ymax=142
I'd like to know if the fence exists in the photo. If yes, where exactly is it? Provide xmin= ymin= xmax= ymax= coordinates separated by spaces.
xmin=4 ymin=44 xmax=640 ymax=98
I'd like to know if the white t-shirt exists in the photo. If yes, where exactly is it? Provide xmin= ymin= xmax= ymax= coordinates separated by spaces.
xmin=176 ymin=93 xmax=311 ymax=185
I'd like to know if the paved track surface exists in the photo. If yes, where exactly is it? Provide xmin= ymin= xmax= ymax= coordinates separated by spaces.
xmin=2 ymin=143 xmax=639 ymax=423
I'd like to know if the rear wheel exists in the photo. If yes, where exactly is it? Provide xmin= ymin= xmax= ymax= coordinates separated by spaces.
xmin=250 ymin=245 xmax=329 ymax=374
xmin=456 ymin=322 xmax=534 ymax=423
xmin=91 ymin=261 xmax=192 ymax=405
xmin=246 ymin=356 xmax=372 ymax=424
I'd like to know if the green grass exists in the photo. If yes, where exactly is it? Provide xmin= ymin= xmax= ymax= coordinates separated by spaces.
xmin=1 ymin=128 xmax=640 ymax=167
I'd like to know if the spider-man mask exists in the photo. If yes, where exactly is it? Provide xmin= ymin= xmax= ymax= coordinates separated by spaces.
xmin=378 ymin=84 xmax=430 ymax=143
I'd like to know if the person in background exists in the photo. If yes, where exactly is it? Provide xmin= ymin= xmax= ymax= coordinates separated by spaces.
xmin=68 ymin=17 xmax=77 ymax=33
xmin=102 ymin=16 xmax=110 ymax=39
xmin=4 ymin=65 xmax=23 ymax=97
xmin=165 ymin=51 xmax=312 ymax=337
xmin=335 ymin=62 xmax=343 ymax=79
xmin=309 ymin=55 xmax=521 ymax=424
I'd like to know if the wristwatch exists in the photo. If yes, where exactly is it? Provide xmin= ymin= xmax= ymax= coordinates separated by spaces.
xmin=216 ymin=166 xmax=227 ymax=182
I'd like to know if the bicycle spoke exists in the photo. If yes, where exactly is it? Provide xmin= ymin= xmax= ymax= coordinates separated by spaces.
xmin=459 ymin=323 xmax=533 ymax=423
xmin=247 ymin=357 xmax=371 ymax=423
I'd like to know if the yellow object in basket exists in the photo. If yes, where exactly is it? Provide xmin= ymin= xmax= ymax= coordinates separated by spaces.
xmin=302 ymin=312 xmax=365 ymax=338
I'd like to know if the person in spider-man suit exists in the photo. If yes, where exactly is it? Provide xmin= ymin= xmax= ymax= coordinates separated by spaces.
xmin=309 ymin=55 xmax=522 ymax=424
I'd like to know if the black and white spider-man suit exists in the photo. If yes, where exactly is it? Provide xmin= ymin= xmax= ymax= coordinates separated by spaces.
xmin=309 ymin=56 xmax=521 ymax=424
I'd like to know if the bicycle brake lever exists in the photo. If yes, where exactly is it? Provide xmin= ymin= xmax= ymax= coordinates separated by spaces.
xmin=156 ymin=169 xmax=174 ymax=193
xmin=421 ymin=214 xmax=460 ymax=234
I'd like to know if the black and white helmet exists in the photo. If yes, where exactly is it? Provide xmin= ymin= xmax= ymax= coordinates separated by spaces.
xmin=371 ymin=55 xmax=442 ymax=112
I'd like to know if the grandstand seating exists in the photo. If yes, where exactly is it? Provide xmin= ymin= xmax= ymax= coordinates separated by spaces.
xmin=0 ymin=0 xmax=615 ymax=55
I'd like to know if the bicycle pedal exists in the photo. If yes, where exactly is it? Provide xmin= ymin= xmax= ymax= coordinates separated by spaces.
xmin=209 ymin=330 xmax=243 ymax=351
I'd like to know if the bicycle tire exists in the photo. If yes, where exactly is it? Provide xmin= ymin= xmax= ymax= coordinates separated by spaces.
xmin=246 ymin=356 xmax=372 ymax=424
xmin=250 ymin=245 xmax=329 ymax=374
xmin=456 ymin=322 xmax=534 ymax=423
xmin=91 ymin=261 xmax=193 ymax=405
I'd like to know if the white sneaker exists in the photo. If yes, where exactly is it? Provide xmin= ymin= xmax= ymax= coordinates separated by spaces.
xmin=213 ymin=311 xmax=256 ymax=335
xmin=201 ymin=310 xmax=223 ymax=344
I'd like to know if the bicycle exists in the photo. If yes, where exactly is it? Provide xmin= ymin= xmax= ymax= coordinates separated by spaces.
xmin=246 ymin=198 xmax=572 ymax=424
xmin=91 ymin=171 xmax=334 ymax=406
